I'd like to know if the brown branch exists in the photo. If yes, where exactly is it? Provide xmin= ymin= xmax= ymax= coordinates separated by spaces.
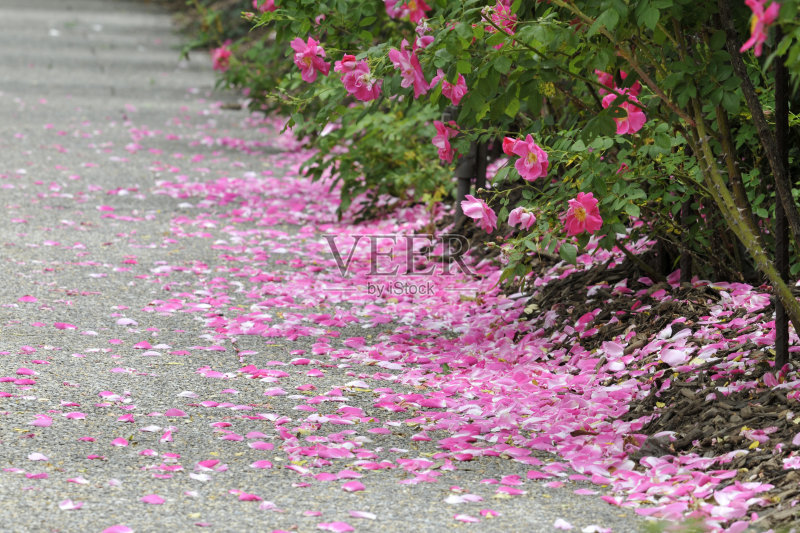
xmin=714 ymin=105 xmax=763 ymax=244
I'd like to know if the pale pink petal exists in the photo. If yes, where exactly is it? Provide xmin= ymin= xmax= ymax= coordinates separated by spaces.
xmin=140 ymin=494 xmax=165 ymax=505
xmin=29 ymin=415 xmax=53 ymax=427
xmin=554 ymin=518 xmax=573 ymax=530
xmin=59 ymin=499 xmax=84 ymax=511
xmin=341 ymin=481 xmax=365 ymax=492
xmin=317 ymin=522 xmax=354 ymax=532
xmin=101 ymin=526 xmax=133 ymax=533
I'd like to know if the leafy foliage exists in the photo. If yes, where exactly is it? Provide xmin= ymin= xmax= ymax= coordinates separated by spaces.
xmin=191 ymin=0 xmax=800 ymax=301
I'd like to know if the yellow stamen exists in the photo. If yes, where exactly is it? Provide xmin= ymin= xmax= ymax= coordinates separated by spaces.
xmin=573 ymin=206 xmax=587 ymax=222
xmin=526 ymin=151 xmax=538 ymax=165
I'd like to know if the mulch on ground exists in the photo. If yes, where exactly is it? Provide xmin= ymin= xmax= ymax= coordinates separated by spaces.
xmin=515 ymin=250 xmax=800 ymax=531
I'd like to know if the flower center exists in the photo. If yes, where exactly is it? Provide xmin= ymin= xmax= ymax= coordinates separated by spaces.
xmin=526 ymin=151 xmax=538 ymax=165
xmin=573 ymin=206 xmax=587 ymax=222
xmin=408 ymin=0 xmax=418 ymax=11
xmin=750 ymin=15 xmax=758 ymax=35
xmin=302 ymin=56 xmax=313 ymax=67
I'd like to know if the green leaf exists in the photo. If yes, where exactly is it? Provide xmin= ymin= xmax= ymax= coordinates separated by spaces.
xmin=581 ymin=113 xmax=617 ymax=142
xmin=655 ymin=132 xmax=672 ymax=150
xmin=505 ymin=97 xmax=520 ymax=118
xmin=587 ymin=9 xmax=619 ymax=38
xmin=721 ymin=91 xmax=740 ymax=114
xmin=624 ymin=203 xmax=641 ymax=217
xmin=641 ymin=7 xmax=659 ymax=30
xmin=499 ymin=266 xmax=517 ymax=283
xmin=359 ymin=16 xmax=376 ymax=26
xmin=456 ymin=60 xmax=472 ymax=74
xmin=455 ymin=22 xmax=472 ymax=41
xmin=559 ymin=243 xmax=578 ymax=265
xmin=611 ymin=223 xmax=627 ymax=235
xmin=494 ymin=55 xmax=512 ymax=74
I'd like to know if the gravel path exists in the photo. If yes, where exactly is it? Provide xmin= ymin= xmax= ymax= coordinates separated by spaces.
xmin=0 ymin=1 xmax=648 ymax=532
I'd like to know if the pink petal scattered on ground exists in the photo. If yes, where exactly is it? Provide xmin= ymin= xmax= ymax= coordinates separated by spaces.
xmin=317 ymin=522 xmax=354 ymax=532
xmin=496 ymin=486 xmax=526 ymax=496
xmin=29 ymin=414 xmax=53 ymax=427
xmin=101 ymin=526 xmax=133 ymax=533
xmin=554 ymin=518 xmax=573 ymax=530
xmin=348 ymin=510 xmax=376 ymax=520
xmin=341 ymin=481 xmax=365 ymax=492
xmin=18 ymin=295 xmax=38 ymax=302
xmin=111 ymin=438 xmax=129 ymax=447
xmin=164 ymin=408 xmax=187 ymax=417
xmin=140 ymin=494 xmax=165 ymax=504
xmin=445 ymin=494 xmax=483 ymax=504
xmin=27 ymin=452 xmax=48 ymax=461
xmin=59 ymin=499 xmax=84 ymax=511
xmin=454 ymin=514 xmax=479 ymax=523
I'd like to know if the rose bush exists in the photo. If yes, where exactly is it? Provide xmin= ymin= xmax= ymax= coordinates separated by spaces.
xmin=191 ymin=0 xmax=800 ymax=328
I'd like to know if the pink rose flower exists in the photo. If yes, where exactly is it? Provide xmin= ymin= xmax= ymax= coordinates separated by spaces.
xmin=388 ymin=40 xmax=428 ymax=98
xmin=252 ymin=0 xmax=276 ymax=12
xmin=508 ymin=207 xmax=536 ymax=230
xmin=740 ymin=0 xmax=780 ymax=57
xmin=461 ymin=195 xmax=497 ymax=233
xmin=483 ymin=0 xmax=516 ymax=48
xmin=594 ymin=69 xmax=641 ymax=97
xmin=430 ymin=69 xmax=468 ymax=106
xmin=491 ymin=0 xmax=517 ymax=34
xmin=501 ymin=136 xmax=519 ymax=156
xmin=334 ymin=55 xmax=382 ymax=101
xmin=384 ymin=0 xmax=403 ymax=18
xmin=290 ymin=37 xmax=331 ymax=83
xmin=432 ymin=120 xmax=458 ymax=163
xmin=403 ymin=0 xmax=431 ymax=24
xmin=211 ymin=44 xmax=232 ymax=72
xmin=565 ymin=192 xmax=602 ymax=236
xmin=602 ymin=90 xmax=646 ymax=135
xmin=511 ymin=134 xmax=549 ymax=181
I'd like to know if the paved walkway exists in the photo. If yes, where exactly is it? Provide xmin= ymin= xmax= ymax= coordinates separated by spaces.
xmin=0 ymin=1 xmax=645 ymax=532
